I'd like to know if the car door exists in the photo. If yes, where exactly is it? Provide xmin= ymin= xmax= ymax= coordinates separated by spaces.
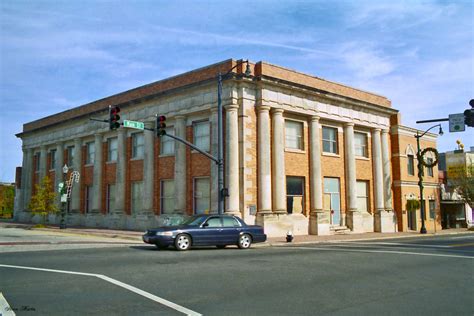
xmin=220 ymin=216 xmax=242 ymax=244
xmin=198 ymin=216 xmax=223 ymax=245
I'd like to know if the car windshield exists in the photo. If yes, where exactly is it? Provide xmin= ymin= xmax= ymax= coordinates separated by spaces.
xmin=180 ymin=215 xmax=208 ymax=226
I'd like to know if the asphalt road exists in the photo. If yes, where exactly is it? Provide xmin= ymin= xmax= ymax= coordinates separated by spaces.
xmin=0 ymin=230 xmax=473 ymax=316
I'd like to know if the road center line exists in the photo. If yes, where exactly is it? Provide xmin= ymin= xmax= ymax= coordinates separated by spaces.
xmin=286 ymin=247 xmax=474 ymax=259
xmin=344 ymin=242 xmax=451 ymax=248
xmin=0 ymin=264 xmax=201 ymax=316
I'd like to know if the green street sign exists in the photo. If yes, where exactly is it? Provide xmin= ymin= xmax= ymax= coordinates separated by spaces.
xmin=123 ymin=120 xmax=144 ymax=130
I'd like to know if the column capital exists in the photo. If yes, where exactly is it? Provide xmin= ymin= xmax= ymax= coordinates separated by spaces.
xmin=210 ymin=107 xmax=219 ymax=113
xmin=372 ymin=128 xmax=382 ymax=134
xmin=344 ymin=122 xmax=355 ymax=127
xmin=381 ymin=129 xmax=390 ymax=135
xmin=256 ymin=105 xmax=271 ymax=112
xmin=94 ymin=133 xmax=104 ymax=139
xmin=40 ymin=145 xmax=47 ymax=151
xmin=271 ymin=108 xmax=284 ymax=115
xmin=175 ymin=115 xmax=186 ymax=121
xmin=310 ymin=115 xmax=320 ymax=122
xmin=224 ymin=104 xmax=239 ymax=111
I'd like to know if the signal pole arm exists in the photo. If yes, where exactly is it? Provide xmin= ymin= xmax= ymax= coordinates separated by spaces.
xmin=162 ymin=133 xmax=220 ymax=165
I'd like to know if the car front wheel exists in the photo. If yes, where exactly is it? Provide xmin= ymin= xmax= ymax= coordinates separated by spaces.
xmin=238 ymin=234 xmax=252 ymax=249
xmin=175 ymin=234 xmax=191 ymax=251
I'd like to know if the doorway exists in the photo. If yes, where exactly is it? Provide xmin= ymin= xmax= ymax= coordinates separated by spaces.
xmin=324 ymin=177 xmax=341 ymax=226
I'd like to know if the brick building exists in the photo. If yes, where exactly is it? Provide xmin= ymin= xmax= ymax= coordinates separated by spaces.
xmin=14 ymin=59 xmax=438 ymax=236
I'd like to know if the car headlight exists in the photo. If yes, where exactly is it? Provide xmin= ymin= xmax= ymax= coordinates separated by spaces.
xmin=156 ymin=231 xmax=174 ymax=236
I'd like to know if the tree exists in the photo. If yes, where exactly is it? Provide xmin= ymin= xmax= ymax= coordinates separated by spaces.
xmin=28 ymin=176 xmax=58 ymax=224
xmin=449 ymin=160 xmax=474 ymax=208
xmin=0 ymin=185 xmax=15 ymax=218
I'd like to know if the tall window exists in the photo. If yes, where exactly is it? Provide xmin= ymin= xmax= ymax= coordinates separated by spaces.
xmin=160 ymin=127 xmax=175 ymax=155
xmin=429 ymin=200 xmax=436 ymax=219
xmin=86 ymin=142 xmax=95 ymax=165
xmin=407 ymin=155 xmax=415 ymax=175
xmin=131 ymin=181 xmax=143 ymax=214
xmin=194 ymin=177 xmax=210 ymax=214
xmin=50 ymin=149 xmax=56 ymax=170
xmin=160 ymin=180 xmax=175 ymax=214
xmin=34 ymin=152 xmax=40 ymax=172
xmin=108 ymin=138 xmax=118 ymax=162
xmin=67 ymin=146 xmax=74 ymax=166
xmin=426 ymin=158 xmax=434 ymax=177
xmin=106 ymin=184 xmax=116 ymax=213
xmin=322 ymin=127 xmax=338 ymax=154
xmin=354 ymin=133 xmax=368 ymax=158
xmin=193 ymin=121 xmax=210 ymax=152
xmin=285 ymin=120 xmax=304 ymax=150
xmin=132 ymin=133 xmax=144 ymax=159
xmin=356 ymin=181 xmax=369 ymax=212
xmin=85 ymin=185 xmax=93 ymax=213
xmin=286 ymin=176 xmax=304 ymax=214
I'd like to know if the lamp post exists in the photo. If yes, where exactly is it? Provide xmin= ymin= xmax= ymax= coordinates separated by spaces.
xmin=217 ymin=60 xmax=251 ymax=214
xmin=415 ymin=124 xmax=443 ymax=234
xmin=60 ymin=164 xmax=69 ymax=229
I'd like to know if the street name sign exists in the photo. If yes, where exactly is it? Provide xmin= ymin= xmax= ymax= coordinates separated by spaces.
xmin=448 ymin=113 xmax=465 ymax=132
xmin=123 ymin=120 xmax=144 ymax=130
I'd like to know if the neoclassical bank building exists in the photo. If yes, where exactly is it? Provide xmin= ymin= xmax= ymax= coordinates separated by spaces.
xmin=15 ymin=59 xmax=435 ymax=237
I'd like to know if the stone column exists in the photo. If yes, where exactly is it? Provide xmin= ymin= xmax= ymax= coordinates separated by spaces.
xmin=55 ymin=142 xmax=64 ymax=207
xmin=39 ymin=146 xmax=47 ymax=181
xmin=257 ymin=106 xmax=272 ymax=214
xmin=143 ymin=130 xmax=154 ymax=214
xmin=92 ymin=134 xmax=103 ymax=213
xmin=115 ymin=129 xmax=127 ymax=214
xmin=344 ymin=123 xmax=363 ymax=232
xmin=272 ymin=108 xmax=286 ymax=213
xmin=71 ymin=138 xmax=82 ymax=213
xmin=372 ymin=129 xmax=384 ymax=214
xmin=174 ymin=116 xmax=187 ymax=213
xmin=374 ymin=128 xmax=397 ymax=232
xmin=23 ymin=148 xmax=34 ymax=211
xmin=381 ymin=130 xmax=393 ymax=211
xmin=309 ymin=116 xmax=329 ymax=235
xmin=210 ymin=108 xmax=219 ymax=213
xmin=225 ymin=104 xmax=240 ymax=216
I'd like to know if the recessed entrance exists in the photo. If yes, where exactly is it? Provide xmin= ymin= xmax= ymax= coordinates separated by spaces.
xmin=324 ymin=177 xmax=341 ymax=226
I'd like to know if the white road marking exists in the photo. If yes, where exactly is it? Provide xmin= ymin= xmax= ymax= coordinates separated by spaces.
xmin=287 ymin=246 xmax=474 ymax=259
xmin=0 ymin=264 xmax=201 ymax=316
xmin=344 ymin=242 xmax=451 ymax=248
xmin=0 ymin=292 xmax=16 ymax=316
xmin=448 ymin=235 xmax=474 ymax=240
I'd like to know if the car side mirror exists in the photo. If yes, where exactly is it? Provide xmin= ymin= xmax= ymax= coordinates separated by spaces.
xmin=202 ymin=222 xmax=209 ymax=228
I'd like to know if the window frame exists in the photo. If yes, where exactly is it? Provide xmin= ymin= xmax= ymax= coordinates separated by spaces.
xmin=131 ymin=133 xmax=144 ymax=159
xmin=407 ymin=155 xmax=415 ymax=176
xmin=426 ymin=158 xmax=434 ymax=177
xmin=286 ymin=176 xmax=305 ymax=214
xmin=160 ymin=127 xmax=175 ymax=156
xmin=193 ymin=177 xmax=211 ymax=215
xmin=67 ymin=146 xmax=74 ymax=167
xmin=285 ymin=120 xmax=304 ymax=151
xmin=354 ymin=132 xmax=368 ymax=158
xmin=193 ymin=121 xmax=210 ymax=152
xmin=50 ymin=149 xmax=57 ymax=170
xmin=107 ymin=138 xmax=118 ymax=162
xmin=106 ymin=184 xmax=116 ymax=213
xmin=322 ymin=126 xmax=338 ymax=154
xmin=160 ymin=179 xmax=175 ymax=214
xmin=356 ymin=180 xmax=369 ymax=212
xmin=86 ymin=142 xmax=95 ymax=165
xmin=131 ymin=181 xmax=144 ymax=214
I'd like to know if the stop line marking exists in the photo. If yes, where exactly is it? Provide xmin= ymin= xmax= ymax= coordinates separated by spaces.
xmin=0 ymin=264 xmax=201 ymax=316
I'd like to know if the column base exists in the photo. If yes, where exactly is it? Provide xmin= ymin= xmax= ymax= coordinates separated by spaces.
xmin=256 ymin=212 xmax=308 ymax=237
xmin=374 ymin=210 xmax=397 ymax=233
xmin=347 ymin=210 xmax=374 ymax=233
xmin=309 ymin=210 xmax=331 ymax=235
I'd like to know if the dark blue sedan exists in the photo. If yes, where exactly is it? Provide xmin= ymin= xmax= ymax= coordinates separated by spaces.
xmin=142 ymin=214 xmax=267 ymax=251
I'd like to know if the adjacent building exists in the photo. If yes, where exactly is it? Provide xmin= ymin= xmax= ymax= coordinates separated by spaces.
xmin=14 ymin=59 xmax=440 ymax=236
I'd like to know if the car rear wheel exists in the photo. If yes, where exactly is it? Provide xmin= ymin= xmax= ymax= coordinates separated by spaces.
xmin=175 ymin=234 xmax=191 ymax=251
xmin=238 ymin=234 xmax=252 ymax=249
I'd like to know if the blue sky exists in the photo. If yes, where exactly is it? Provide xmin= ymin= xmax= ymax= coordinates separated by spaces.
xmin=0 ymin=0 xmax=473 ymax=182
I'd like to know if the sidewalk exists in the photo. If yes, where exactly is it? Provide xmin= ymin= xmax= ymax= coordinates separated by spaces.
xmin=1 ymin=220 xmax=472 ymax=246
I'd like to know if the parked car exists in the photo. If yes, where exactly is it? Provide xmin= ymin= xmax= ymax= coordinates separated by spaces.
xmin=142 ymin=214 xmax=267 ymax=251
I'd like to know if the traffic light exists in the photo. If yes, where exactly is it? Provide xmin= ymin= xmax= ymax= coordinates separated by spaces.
xmin=109 ymin=106 xmax=121 ymax=130
xmin=156 ymin=115 xmax=167 ymax=136
xmin=465 ymin=109 xmax=474 ymax=127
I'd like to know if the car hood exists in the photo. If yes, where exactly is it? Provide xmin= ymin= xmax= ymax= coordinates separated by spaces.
xmin=147 ymin=225 xmax=190 ymax=233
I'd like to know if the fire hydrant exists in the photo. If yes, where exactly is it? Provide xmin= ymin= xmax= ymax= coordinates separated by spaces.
xmin=286 ymin=230 xmax=294 ymax=242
